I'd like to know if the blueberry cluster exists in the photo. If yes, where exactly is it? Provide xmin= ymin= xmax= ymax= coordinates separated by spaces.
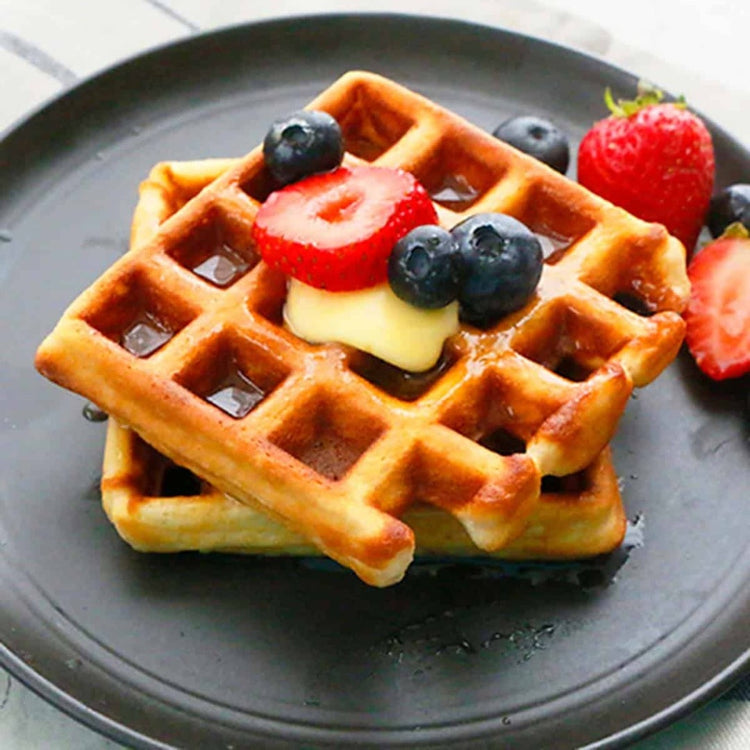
xmin=387 ymin=213 xmax=543 ymax=327
xmin=262 ymin=109 xmax=545 ymax=327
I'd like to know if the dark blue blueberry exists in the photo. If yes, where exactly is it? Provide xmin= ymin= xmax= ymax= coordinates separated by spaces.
xmin=708 ymin=184 xmax=750 ymax=238
xmin=388 ymin=225 xmax=461 ymax=309
xmin=492 ymin=115 xmax=570 ymax=174
xmin=263 ymin=110 xmax=343 ymax=186
xmin=451 ymin=213 xmax=543 ymax=327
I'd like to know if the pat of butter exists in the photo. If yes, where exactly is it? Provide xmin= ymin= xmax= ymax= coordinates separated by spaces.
xmin=284 ymin=279 xmax=459 ymax=372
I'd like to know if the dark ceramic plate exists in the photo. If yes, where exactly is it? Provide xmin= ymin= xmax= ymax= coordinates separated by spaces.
xmin=1 ymin=14 xmax=749 ymax=750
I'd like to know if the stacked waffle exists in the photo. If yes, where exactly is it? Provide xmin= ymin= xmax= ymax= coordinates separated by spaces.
xmin=35 ymin=72 xmax=688 ymax=586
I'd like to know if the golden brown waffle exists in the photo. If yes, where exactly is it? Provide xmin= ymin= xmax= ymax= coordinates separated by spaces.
xmin=36 ymin=71 xmax=687 ymax=586
xmin=103 ymin=158 xmax=626 ymax=560
xmin=103 ymin=418 xmax=626 ymax=560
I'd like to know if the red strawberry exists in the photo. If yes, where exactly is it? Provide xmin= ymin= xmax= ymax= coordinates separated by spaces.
xmin=684 ymin=224 xmax=750 ymax=380
xmin=251 ymin=165 xmax=437 ymax=291
xmin=578 ymin=84 xmax=715 ymax=253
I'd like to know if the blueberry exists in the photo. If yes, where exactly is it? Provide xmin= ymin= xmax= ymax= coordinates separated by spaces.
xmin=451 ymin=213 xmax=543 ymax=327
xmin=388 ymin=225 xmax=460 ymax=309
xmin=708 ymin=184 xmax=750 ymax=238
xmin=263 ymin=110 xmax=343 ymax=186
xmin=492 ymin=115 xmax=570 ymax=174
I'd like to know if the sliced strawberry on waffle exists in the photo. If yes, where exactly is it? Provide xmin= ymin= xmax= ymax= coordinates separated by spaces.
xmin=251 ymin=165 xmax=437 ymax=291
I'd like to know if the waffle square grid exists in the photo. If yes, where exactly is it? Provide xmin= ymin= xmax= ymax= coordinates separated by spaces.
xmin=36 ymin=71 xmax=688 ymax=585
xmin=103 ymin=156 xmax=626 ymax=564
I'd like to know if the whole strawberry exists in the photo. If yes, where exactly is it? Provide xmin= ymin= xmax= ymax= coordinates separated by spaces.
xmin=684 ymin=224 xmax=750 ymax=380
xmin=578 ymin=84 xmax=715 ymax=254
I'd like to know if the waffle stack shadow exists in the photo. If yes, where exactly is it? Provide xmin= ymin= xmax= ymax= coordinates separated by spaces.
xmin=36 ymin=72 xmax=689 ymax=586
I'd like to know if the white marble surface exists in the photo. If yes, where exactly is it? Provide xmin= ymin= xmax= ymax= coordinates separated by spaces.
xmin=1 ymin=1 xmax=749 ymax=748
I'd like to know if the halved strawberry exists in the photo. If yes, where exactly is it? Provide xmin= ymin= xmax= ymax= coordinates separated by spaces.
xmin=251 ymin=165 xmax=437 ymax=291
xmin=684 ymin=224 xmax=750 ymax=380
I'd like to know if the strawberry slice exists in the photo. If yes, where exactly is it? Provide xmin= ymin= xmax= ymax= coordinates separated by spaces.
xmin=684 ymin=225 xmax=750 ymax=380
xmin=251 ymin=165 xmax=437 ymax=291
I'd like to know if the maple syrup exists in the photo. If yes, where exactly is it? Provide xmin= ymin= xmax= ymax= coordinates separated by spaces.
xmin=192 ymin=243 xmax=251 ymax=288
xmin=535 ymin=231 xmax=574 ymax=263
xmin=120 ymin=311 xmax=173 ymax=357
xmin=205 ymin=365 xmax=266 ymax=419
xmin=428 ymin=173 xmax=479 ymax=211
xmin=350 ymin=351 xmax=454 ymax=402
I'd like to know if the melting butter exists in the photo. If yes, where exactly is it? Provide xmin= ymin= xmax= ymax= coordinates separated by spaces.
xmin=284 ymin=279 xmax=459 ymax=372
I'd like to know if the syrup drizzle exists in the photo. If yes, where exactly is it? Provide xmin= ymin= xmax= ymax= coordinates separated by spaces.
xmin=535 ymin=231 xmax=573 ymax=263
xmin=205 ymin=366 xmax=266 ymax=419
xmin=192 ymin=243 xmax=250 ymax=288
xmin=120 ymin=312 xmax=173 ymax=358
xmin=82 ymin=402 xmax=108 ymax=422
xmin=351 ymin=351 xmax=454 ymax=402
xmin=429 ymin=174 xmax=479 ymax=211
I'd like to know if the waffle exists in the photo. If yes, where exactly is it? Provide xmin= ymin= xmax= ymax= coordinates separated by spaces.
xmin=36 ymin=71 xmax=688 ymax=586
xmin=103 ymin=418 xmax=626 ymax=560
xmin=103 ymin=157 xmax=626 ymax=561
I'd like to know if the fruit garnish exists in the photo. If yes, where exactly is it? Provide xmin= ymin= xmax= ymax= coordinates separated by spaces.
xmin=708 ymin=184 xmax=750 ymax=238
xmin=251 ymin=165 xmax=437 ymax=292
xmin=492 ymin=115 xmax=570 ymax=174
xmin=684 ymin=223 xmax=750 ymax=380
xmin=450 ymin=213 xmax=543 ymax=327
xmin=387 ymin=225 xmax=461 ymax=309
xmin=577 ymin=82 xmax=715 ymax=253
xmin=263 ymin=110 xmax=343 ymax=186
xmin=284 ymin=279 xmax=459 ymax=372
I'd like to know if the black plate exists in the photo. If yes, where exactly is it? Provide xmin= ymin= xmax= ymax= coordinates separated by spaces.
xmin=1 ymin=14 xmax=749 ymax=750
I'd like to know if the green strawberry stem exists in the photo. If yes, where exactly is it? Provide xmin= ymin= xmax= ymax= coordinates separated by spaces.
xmin=604 ymin=81 xmax=686 ymax=117
xmin=722 ymin=222 xmax=750 ymax=240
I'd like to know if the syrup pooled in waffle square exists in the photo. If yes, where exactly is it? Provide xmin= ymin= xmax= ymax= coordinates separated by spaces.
xmin=36 ymin=71 xmax=688 ymax=586
xmin=102 ymin=157 xmax=626 ymax=560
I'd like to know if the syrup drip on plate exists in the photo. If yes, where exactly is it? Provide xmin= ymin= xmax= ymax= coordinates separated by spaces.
xmin=82 ymin=402 xmax=108 ymax=422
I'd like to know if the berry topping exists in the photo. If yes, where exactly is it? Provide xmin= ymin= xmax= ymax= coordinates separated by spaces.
xmin=684 ymin=224 xmax=750 ymax=380
xmin=451 ymin=213 xmax=543 ymax=327
xmin=251 ymin=165 xmax=437 ymax=291
xmin=387 ymin=225 xmax=461 ymax=309
xmin=577 ymin=83 xmax=715 ymax=253
xmin=263 ymin=110 xmax=344 ymax=186
xmin=708 ymin=184 xmax=750 ymax=238
xmin=492 ymin=115 xmax=570 ymax=174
